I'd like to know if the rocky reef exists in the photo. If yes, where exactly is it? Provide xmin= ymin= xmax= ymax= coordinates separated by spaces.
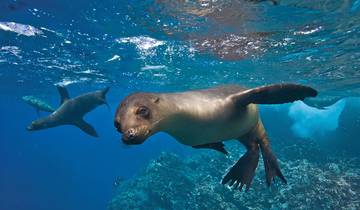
xmin=109 ymin=141 xmax=360 ymax=210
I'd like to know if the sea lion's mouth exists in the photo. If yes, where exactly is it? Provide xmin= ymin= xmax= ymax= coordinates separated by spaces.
xmin=121 ymin=138 xmax=144 ymax=145
xmin=121 ymin=127 xmax=151 ymax=145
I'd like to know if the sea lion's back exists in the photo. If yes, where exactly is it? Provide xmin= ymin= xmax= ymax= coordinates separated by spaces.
xmin=186 ymin=85 xmax=247 ymax=99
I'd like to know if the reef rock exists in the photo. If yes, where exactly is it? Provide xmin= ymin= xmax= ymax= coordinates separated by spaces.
xmin=109 ymin=141 xmax=360 ymax=210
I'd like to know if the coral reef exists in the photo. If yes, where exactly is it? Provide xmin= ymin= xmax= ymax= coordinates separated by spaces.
xmin=109 ymin=141 xmax=360 ymax=210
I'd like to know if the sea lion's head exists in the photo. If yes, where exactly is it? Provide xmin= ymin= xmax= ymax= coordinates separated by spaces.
xmin=114 ymin=93 xmax=161 ymax=145
xmin=27 ymin=118 xmax=49 ymax=131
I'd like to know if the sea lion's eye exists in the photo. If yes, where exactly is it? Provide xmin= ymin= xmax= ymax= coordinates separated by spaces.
xmin=136 ymin=106 xmax=150 ymax=118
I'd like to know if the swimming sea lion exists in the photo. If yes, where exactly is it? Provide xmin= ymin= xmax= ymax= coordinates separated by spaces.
xmin=22 ymin=95 xmax=55 ymax=115
xmin=27 ymin=86 xmax=110 ymax=137
xmin=114 ymin=83 xmax=317 ymax=190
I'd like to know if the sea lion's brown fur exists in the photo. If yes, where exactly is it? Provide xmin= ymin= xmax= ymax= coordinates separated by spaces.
xmin=114 ymin=84 xmax=317 ymax=190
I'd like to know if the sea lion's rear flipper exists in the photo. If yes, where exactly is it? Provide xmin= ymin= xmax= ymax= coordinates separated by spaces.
xmin=222 ymin=143 xmax=259 ymax=191
xmin=74 ymin=120 xmax=99 ymax=137
xmin=56 ymin=85 xmax=71 ymax=105
xmin=260 ymin=144 xmax=287 ymax=186
xmin=229 ymin=83 xmax=318 ymax=106
xmin=255 ymin=122 xmax=287 ymax=186
xmin=192 ymin=142 xmax=228 ymax=155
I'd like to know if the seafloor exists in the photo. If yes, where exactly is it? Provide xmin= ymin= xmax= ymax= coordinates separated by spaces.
xmin=108 ymin=138 xmax=360 ymax=210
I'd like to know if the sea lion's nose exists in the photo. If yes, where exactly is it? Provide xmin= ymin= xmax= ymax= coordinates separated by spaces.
xmin=121 ymin=128 xmax=139 ymax=145
xmin=125 ymin=128 xmax=136 ymax=140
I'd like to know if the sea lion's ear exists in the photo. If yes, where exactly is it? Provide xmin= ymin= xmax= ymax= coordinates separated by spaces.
xmin=153 ymin=97 xmax=160 ymax=104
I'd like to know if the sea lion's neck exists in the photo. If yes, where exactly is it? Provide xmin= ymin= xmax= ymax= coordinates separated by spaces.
xmin=154 ymin=93 xmax=188 ymax=133
xmin=154 ymin=92 xmax=213 ymax=140
xmin=36 ymin=113 xmax=60 ymax=129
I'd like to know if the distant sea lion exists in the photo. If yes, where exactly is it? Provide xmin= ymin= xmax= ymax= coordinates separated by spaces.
xmin=114 ymin=83 xmax=317 ymax=190
xmin=27 ymin=86 xmax=110 ymax=137
xmin=22 ymin=95 xmax=55 ymax=115
xmin=0 ymin=22 xmax=43 ymax=37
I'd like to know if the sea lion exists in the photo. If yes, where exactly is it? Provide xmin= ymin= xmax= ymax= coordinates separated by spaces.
xmin=0 ymin=22 xmax=43 ymax=37
xmin=22 ymin=95 xmax=55 ymax=115
xmin=27 ymin=86 xmax=110 ymax=137
xmin=114 ymin=83 xmax=318 ymax=190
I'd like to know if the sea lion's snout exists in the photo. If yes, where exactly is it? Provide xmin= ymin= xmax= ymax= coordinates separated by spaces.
xmin=121 ymin=127 xmax=149 ymax=145
xmin=124 ymin=128 xmax=136 ymax=141
xmin=27 ymin=121 xmax=38 ymax=131
xmin=27 ymin=124 xmax=34 ymax=131
xmin=26 ymin=120 xmax=47 ymax=131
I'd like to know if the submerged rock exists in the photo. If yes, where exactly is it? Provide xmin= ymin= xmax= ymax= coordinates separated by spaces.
xmin=22 ymin=95 xmax=55 ymax=113
xmin=109 ymin=141 xmax=360 ymax=210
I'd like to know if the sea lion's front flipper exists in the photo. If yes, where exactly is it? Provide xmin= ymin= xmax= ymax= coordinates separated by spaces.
xmin=56 ymin=86 xmax=71 ymax=105
xmin=192 ymin=142 xmax=228 ymax=155
xmin=229 ymin=83 xmax=318 ymax=106
xmin=74 ymin=120 xmax=99 ymax=137
xmin=222 ymin=142 xmax=259 ymax=191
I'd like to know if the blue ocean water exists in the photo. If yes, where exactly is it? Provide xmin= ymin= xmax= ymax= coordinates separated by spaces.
xmin=0 ymin=0 xmax=360 ymax=210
